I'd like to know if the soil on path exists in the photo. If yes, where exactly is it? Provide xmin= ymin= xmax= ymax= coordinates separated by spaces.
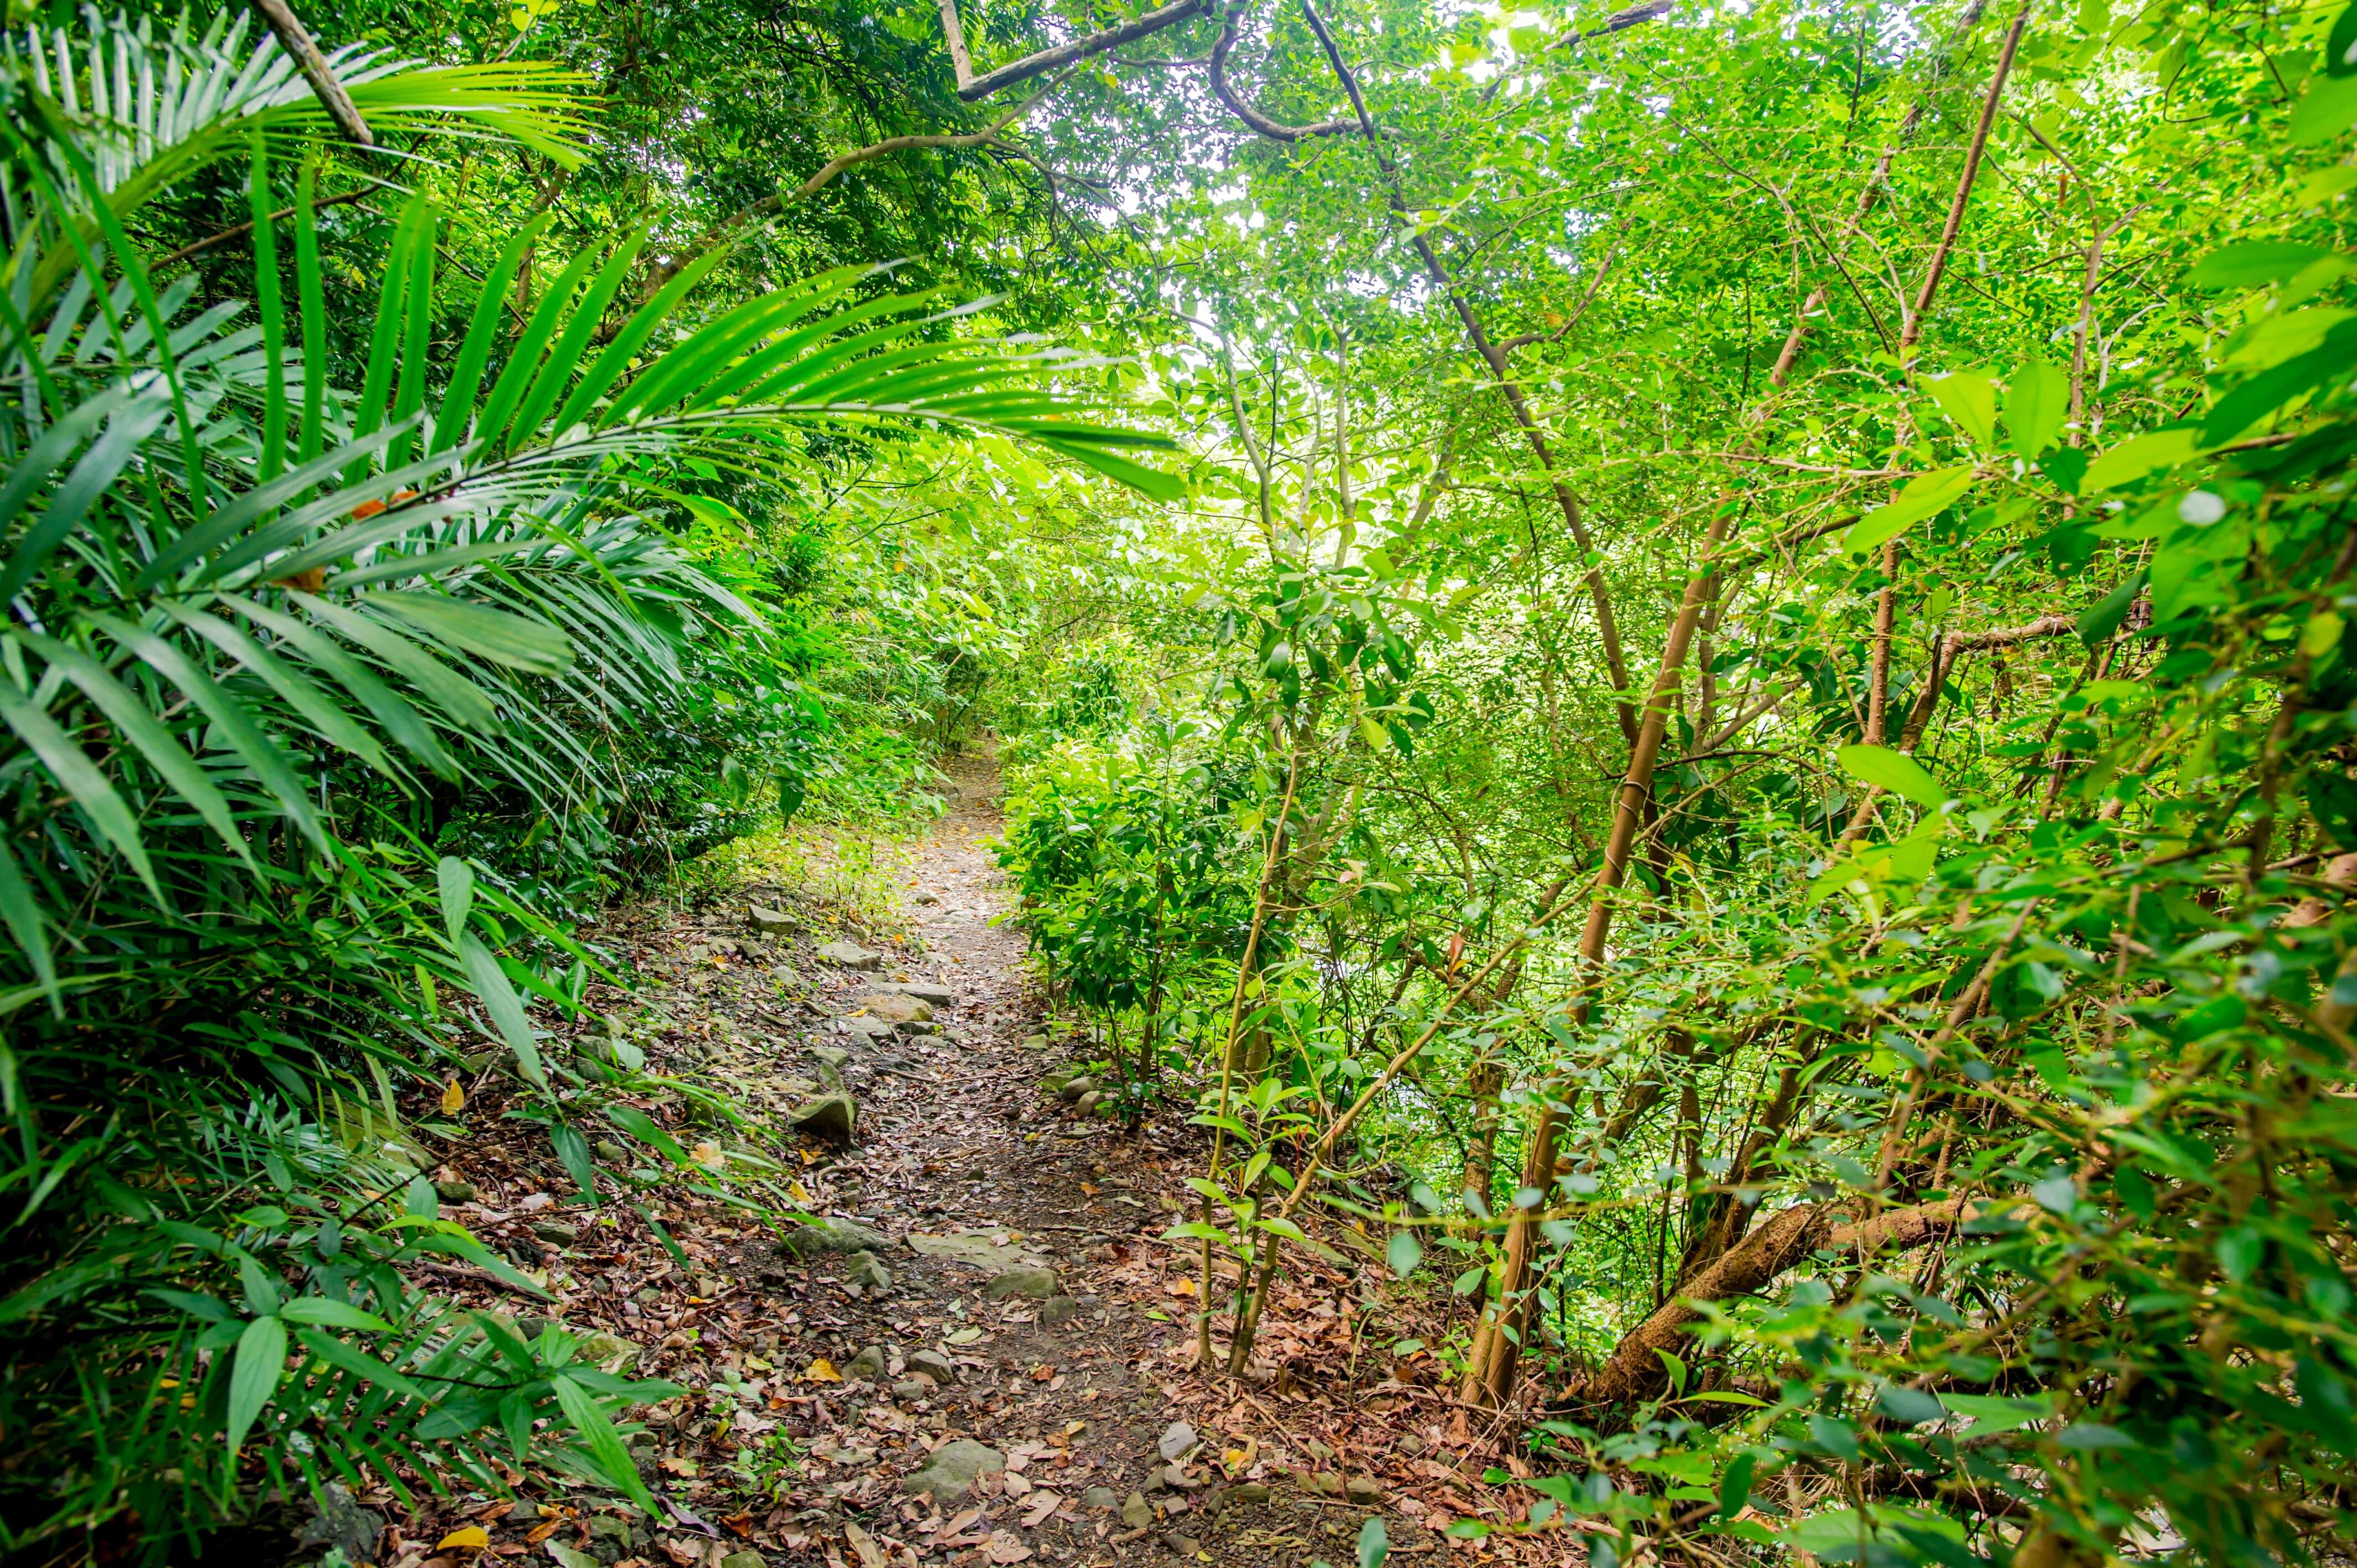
xmin=384 ymin=754 xmax=1492 ymax=1568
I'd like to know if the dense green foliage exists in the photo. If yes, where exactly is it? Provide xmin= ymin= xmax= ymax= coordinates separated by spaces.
xmin=12 ymin=0 xmax=2357 ymax=1561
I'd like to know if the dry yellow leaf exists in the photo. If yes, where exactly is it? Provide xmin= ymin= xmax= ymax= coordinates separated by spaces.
xmin=524 ymin=1521 xmax=558 ymax=1543
xmin=805 ymin=1357 xmax=843 ymax=1383
xmin=691 ymin=1140 xmax=725 ymax=1172
xmin=440 ymin=1077 xmax=464 ymax=1114
xmin=1167 ymin=1277 xmax=1197 ymax=1297
xmin=435 ymin=1525 xmax=490 ymax=1550
xmin=788 ymin=1178 xmax=814 ymax=1205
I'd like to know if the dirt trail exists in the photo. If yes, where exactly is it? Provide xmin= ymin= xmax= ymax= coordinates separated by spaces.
xmin=388 ymin=755 xmax=1467 ymax=1568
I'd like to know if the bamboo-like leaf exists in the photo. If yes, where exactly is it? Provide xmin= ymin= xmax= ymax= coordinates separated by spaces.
xmin=88 ymin=611 xmax=327 ymax=848
xmin=225 ymin=1313 xmax=286 ymax=1452
xmin=0 ymin=679 xmax=161 ymax=900
xmin=433 ymin=215 xmax=551 ymax=456
xmin=153 ymin=600 xmax=398 ymax=779
xmin=18 ymin=631 xmax=256 ymax=866
xmin=501 ymin=231 xmax=648 ymax=450
xmin=366 ymin=591 xmax=574 ymax=676
xmin=224 ymin=594 xmax=459 ymax=777
xmin=458 ymin=932 xmax=545 ymax=1088
xmin=472 ymin=244 xmax=602 ymax=452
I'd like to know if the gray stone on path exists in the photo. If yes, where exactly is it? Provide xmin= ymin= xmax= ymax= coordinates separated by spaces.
xmin=905 ymin=1230 xmax=1048 ymax=1270
xmin=1122 ymin=1491 xmax=1155 ymax=1529
xmin=817 ymin=941 xmax=881 ymax=969
xmin=812 ymin=1044 xmax=850 ymax=1089
xmin=837 ymin=1015 xmax=898 ymax=1045
xmin=530 ymin=1219 xmax=579 ymax=1243
xmin=853 ymin=991 xmax=933 ymax=1024
xmin=573 ymin=1328 xmax=641 ymax=1373
xmin=781 ymin=1216 xmax=889 ymax=1255
xmin=593 ymin=1138 xmax=631 ymax=1163
xmin=984 ymin=1266 xmax=1058 ymax=1301
xmin=1158 ymin=1421 xmax=1198 ymax=1462
xmin=845 ymin=1344 xmax=887 ymax=1380
xmin=1082 ymin=1485 xmax=1120 ymax=1510
xmin=907 ymin=1348 xmax=959 ymax=1384
xmin=881 ymin=980 xmax=953 ymax=1005
xmin=846 ymin=1249 xmax=893 ymax=1291
xmin=790 ymin=1092 xmax=857 ymax=1140
xmin=903 ymin=1438 xmax=1003 ymax=1501
xmin=1056 ymin=1076 xmax=1096 ymax=1103
xmin=748 ymin=904 xmax=796 ymax=934
xmin=432 ymin=1179 xmax=475 ymax=1204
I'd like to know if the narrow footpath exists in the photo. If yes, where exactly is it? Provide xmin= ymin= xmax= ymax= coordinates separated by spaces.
xmin=385 ymin=755 xmax=1486 ymax=1568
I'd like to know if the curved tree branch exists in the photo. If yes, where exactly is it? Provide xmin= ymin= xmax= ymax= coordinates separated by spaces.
xmin=1208 ymin=4 xmax=1357 ymax=142
xmin=939 ymin=0 xmax=1212 ymax=102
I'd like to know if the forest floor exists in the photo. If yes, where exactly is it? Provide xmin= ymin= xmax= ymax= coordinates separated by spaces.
xmin=369 ymin=753 xmax=1555 ymax=1568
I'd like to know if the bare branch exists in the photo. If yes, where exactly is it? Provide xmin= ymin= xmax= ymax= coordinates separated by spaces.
xmin=939 ymin=0 xmax=1212 ymax=102
xmin=1209 ymin=5 xmax=1357 ymax=142
xmin=250 ymin=0 xmax=373 ymax=146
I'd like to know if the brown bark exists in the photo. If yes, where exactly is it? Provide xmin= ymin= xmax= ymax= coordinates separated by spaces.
xmin=1577 ymin=1198 xmax=1976 ymax=1407
xmin=938 ymin=0 xmax=1211 ymax=101
xmin=251 ymin=0 xmax=374 ymax=146
xmin=1461 ymin=1058 xmax=1505 ymax=1214
xmin=1209 ymin=6 xmax=1357 ymax=141
xmin=1466 ymin=507 xmax=1736 ymax=1405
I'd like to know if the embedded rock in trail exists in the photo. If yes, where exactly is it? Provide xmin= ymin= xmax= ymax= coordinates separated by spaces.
xmin=811 ymin=1044 xmax=851 ymax=1089
xmin=790 ymin=1092 xmax=857 ymax=1140
xmin=906 ymin=1230 xmax=1049 ymax=1270
xmin=1121 ymin=1492 xmax=1155 ymax=1529
xmin=879 ymin=979 xmax=953 ymax=1006
xmin=1159 ymin=1421 xmax=1199 ymax=1462
xmin=854 ymin=991 xmax=933 ymax=1024
xmin=747 ymin=903 xmax=796 ymax=934
xmin=817 ymin=940 xmax=881 ymax=968
xmin=1056 ymin=1075 xmax=1096 ymax=1103
xmin=846 ymin=1343 xmax=887 ymax=1380
xmin=780 ymin=1216 xmax=889 ymax=1256
xmin=846 ymin=1249 xmax=893 ymax=1291
xmin=984 ymin=1266 xmax=1058 ymax=1300
xmin=903 ymin=1438 xmax=1003 ymax=1502
xmin=907 ymin=1349 xmax=959 ymax=1384
xmin=835 ymin=1015 xmax=897 ymax=1045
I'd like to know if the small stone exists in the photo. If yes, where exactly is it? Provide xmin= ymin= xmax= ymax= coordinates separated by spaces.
xmin=1228 ymin=1482 xmax=1272 ymax=1504
xmin=846 ymin=1344 xmax=888 ymax=1381
xmin=838 ymin=1015 xmax=898 ymax=1045
xmin=1121 ymin=1492 xmax=1155 ymax=1529
xmin=431 ymin=1179 xmax=475 ymax=1204
xmin=1074 ymin=1090 xmax=1103 ymax=1115
xmin=902 ymin=1437 xmax=1005 ymax=1501
xmin=892 ymin=1377 xmax=936 ymax=1399
xmin=846 ymin=1249 xmax=893 ymax=1291
xmin=593 ymin=1139 xmax=631 ymax=1163
xmin=781 ymin=1216 xmax=890 ymax=1255
xmin=853 ymin=991 xmax=933 ymax=1024
xmin=1057 ymin=1076 xmax=1096 ymax=1103
xmin=1040 ymin=1294 xmax=1084 ymax=1323
xmin=1082 ymin=1485 xmax=1120 ymax=1510
xmin=1345 ymin=1476 xmax=1383 ymax=1502
xmin=531 ymin=1220 xmax=580 ymax=1244
xmin=1158 ymin=1422 xmax=1198 ymax=1462
xmin=908 ymin=1349 xmax=959 ymax=1384
xmin=790 ymin=1092 xmax=858 ymax=1141
xmin=574 ymin=1329 xmax=641 ymax=1372
xmin=1165 ymin=1534 xmax=1202 ymax=1557
xmin=884 ymin=981 xmax=953 ymax=1005
xmin=1020 ymin=1033 xmax=1049 ymax=1050
xmin=812 ymin=1045 xmax=851 ymax=1090
xmin=635 ymin=1287 xmax=663 ymax=1306
xmin=984 ymin=1266 xmax=1058 ymax=1301
xmin=292 ymin=1482 xmax=382 ymax=1565
xmin=817 ymin=941 xmax=881 ymax=969
xmin=1304 ymin=1438 xmax=1336 ymax=1463
xmin=748 ymin=903 xmax=796 ymax=934
xmin=1397 ymin=1432 xmax=1428 ymax=1457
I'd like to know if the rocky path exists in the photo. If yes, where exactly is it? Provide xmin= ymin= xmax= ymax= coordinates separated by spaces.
xmin=383 ymin=755 xmax=1473 ymax=1568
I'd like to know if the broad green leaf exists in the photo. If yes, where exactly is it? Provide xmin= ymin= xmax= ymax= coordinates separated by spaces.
xmin=1835 ymin=744 xmax=1948 ymax=807
xmin=1844 ymin=467 xmax=1975 ymax=556
xmin=1938 ymin=1392 xmax=2054 ymax=1434
xmin=2005 ymin=361 xmax=2068 ymax=456
xmin=2083 ymin=428 xmax=2201 ymax=493
xmin=278 ymin=1298 xmax=395 ymax=1331
xmin=552 ymin=1123 xmax=599 ymax=1203
xmin=0 ymin=682 xmax=159 ymax=901
xmin=1387 ymin=1229 xmax=1422 ymax=1277
xmin=226 ymin=1313 xmax=287 ymax=1452
xmin=2190 ymin=241 xmax=2339 ymax=288
xmin=1926 ymin=372 xmax=1996 ymax=446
